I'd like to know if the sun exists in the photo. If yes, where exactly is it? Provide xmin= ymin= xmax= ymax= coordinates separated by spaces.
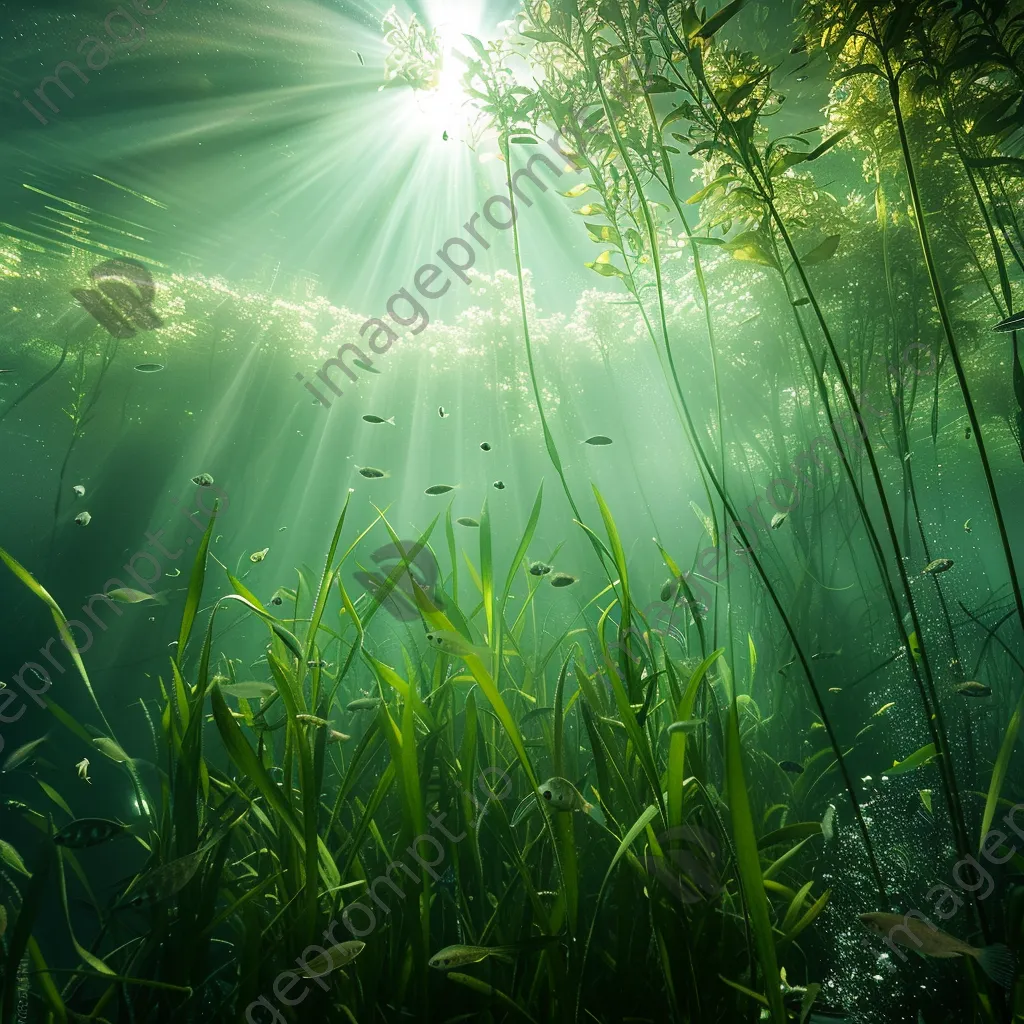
xmin=401 ymin=1 xmax=484 ymax=139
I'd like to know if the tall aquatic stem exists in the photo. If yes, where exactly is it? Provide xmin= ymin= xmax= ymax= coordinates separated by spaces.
xmin=874 ymin=21 xmax=1024 ymax=641
xmin=647 ymin=14 xmax=978 ymax=888
xmin=574 ymin=22 xmax=890 ymax=906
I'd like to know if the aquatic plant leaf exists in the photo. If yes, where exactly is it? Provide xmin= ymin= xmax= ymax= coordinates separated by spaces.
xmin=725 ymin=698 xmax=786 ymax=1022
xmin=686 ymin=175 xmax=737 ymax=204
xmin=693 ymin=0 xmax=748 ymax=40
xmin=0 ymin=546 xmax=111 ymax=733
xmin=36 ymin=780 xmax=73 ymax=818
xmin=92 ymin=736 xmax=132 ymax=763
xmin=25 ymin=937 xmax=66 ymax=1020
xmin=2 ymin=735 xmax=48 ymax=773
xmin=306 ymin=492 xmax=353 ymax=663
xmin=0 ymin=840 xmax=29 ymax=877
xmin=668 ymin=649 xmax=724 ymax=828
xmin=782 ymin=887 xmax=830 ymax=944
xmin=1 ymin=836 xmax=54 ymax=1024
xmin=804 ymin=129 xmax=850 ymax=161
xmin=689 ymin=500 xmax=717 ymax=546
xmin=758 ymin=822 xmax=822 ymax=849
xmin=445 ymin=972 xmax=538 ymax=1023
xmin=885 ymin=743 xmax=937 ymax=776
xmin=726 ymin=232 xmax=778 ymax=269
xmin=502 ymin=482 xmax=543 ymax=611
xmin=176 ymin=500 xmax=218 ymax=660
xmin=44 ymin=699 xmax=95 ymax=747
xmin=55 ymin=847 xmax=114 ymax=975
xmin=720 ymin=976 xmax=768 ymax=1006
xmin=979 ymin=684 xmax=1024 ymax=853
xmin=210 ymin=685 xmax=304 ymax=845
xmin=800 ymin=234 xmax=841 ymax=266
xmin=994 ymin=310 xmax=1024 ymax=333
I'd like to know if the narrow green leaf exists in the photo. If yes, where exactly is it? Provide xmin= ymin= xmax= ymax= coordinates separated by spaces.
xmin=725 ymin=698 xmax=786 ymax=1023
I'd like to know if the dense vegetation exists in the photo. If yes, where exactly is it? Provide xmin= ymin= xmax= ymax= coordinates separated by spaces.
xmin=1 ymin=1 xmax=1023 ymax=1021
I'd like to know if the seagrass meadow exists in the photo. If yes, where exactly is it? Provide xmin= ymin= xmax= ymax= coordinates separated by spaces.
xmin=2 ymin=0 xmax=1024 ymax=1021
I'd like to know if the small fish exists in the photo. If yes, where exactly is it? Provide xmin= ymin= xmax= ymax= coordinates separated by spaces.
xmin=529 ymin=561 xmax=552 ymax=576
xmin=442 ymin=130 xmax=449 ymax=141
xmin=76 ymin=756 xmax=91 ymax=784
xmin=493 ymin=480 xmax=505 ymax=490
xmin=770 ymin=512 xmax=788 ymax=529
xmin=134 ymin=363 xmax=164 ymax=373
xmin=362 ymin=414 xmax=394 ymax=425
xmin=305 ymin=660 xmax=328 ymax=670
xmin=328 ymin=728 xmax=351 ymax=743
xmin=538 ymin=776 xmax=593 ymax=814
xmin=353 ymin=51 xmax=364 ymax=66
xmin=192 ymin=473 xmax=214 ymax=487
xmin=278 ymin=526 xmax=287 ymax=532
xmin=828 ymin=686 xmax=842 ymax=693
xmin=777 ymin=657 xmax=795 ymax=674
xmin=100 ymin=587 xmax=167 ymax=605
xmin=811 ymin=649 xmax=841 ymax=660
xmin=550 ymin=572 xmax=577 ymax=587
xmin=353 ymin=358 xmax=380 ymax=374
xmin=299 ymin=940 xmax=365 ymax=978
xmin=220 ymin=681 xmax=276 ymax=699
xmin=584 ymin=435 xmax=613 ymax=446
xmin=295 ymin=713 xmax=330 ymax=727
xmin=795 ymin=74 xmax=809 ymax=81
xmin=425 ymin=630 xmax=489 ymax=659
xmin=660 ymin=578 xmax=679 ymax=602
xmin=72 ymin=484 xmax=85 ymax=498
xmin=779 ymin=760 xmax=804 ymax=775
xmin=54 ymin=817 xmax=129 ymax=849
xmin=250 ymin=548 xmax=269 ymax=563
xmin=1 ymin=733 xmax=48 ymax=770
xmin=438 ymin=406 xmax=448 ymax=418
xmin=965 ymin=426 xmax=971 ymax=439
xmin=271 ymin=595 xmax=283 ymax=605
xmin=347 ymin=696 xmax=383 ymax=711
xmin=667 ymin=719 xmax=705 ymax=735
xmin=429 ymin=943 xmax=519 ymax=970
xmin=358 ymin=466 xmax=389 ymax=479
xmin=792 ymin=297 xmax=810 ymax=306
xmin=425 ymin=484 xmax=455 ymax=495
xmin=456 ymin=517 xmax=479 ymax=528
xmin=957 ymin=681 xmax=992 ymax=698
xmin=480 ymin=442 xmax=491 ymax=451
xmin=74 ymin=511 xmax=92 ymax=526
xmin=859 ymin=913 xmax=1014 ymax=987
xmin=923 ymin=558 xmax=954 ymax=575
xmin=964 ymin=519 xmax=972 ymax=533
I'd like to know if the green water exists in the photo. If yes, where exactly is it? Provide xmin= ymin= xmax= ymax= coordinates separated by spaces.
xmin=1 ymin=1 xmax=1023 ymax=1021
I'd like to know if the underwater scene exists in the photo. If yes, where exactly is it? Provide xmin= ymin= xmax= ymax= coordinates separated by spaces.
xmin=1 ymin=0 xmax=1024 ymax=1020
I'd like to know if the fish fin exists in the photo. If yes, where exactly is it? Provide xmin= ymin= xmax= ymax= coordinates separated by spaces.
xmin=492 ymin=950 xmax=516 ymax=963
xmin=387 ymin=417 xmax=395 ymax=425
xmin=153 ymin=591 xmax=169 ymax=606
xmin=977 ymin=943 xmax=1015 ymax=989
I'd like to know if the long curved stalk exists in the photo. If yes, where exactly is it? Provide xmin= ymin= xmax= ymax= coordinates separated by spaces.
xmin=574 ymin=22 xmax=889 ymax=906
xmin=875 ymin=23 xmax=1024 ymax=641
